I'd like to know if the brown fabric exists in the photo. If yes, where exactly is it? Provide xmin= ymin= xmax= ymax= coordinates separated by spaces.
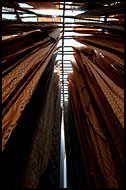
xmin=75 ymin=47 xmax=124 ymax=165
xmin=74 ymin=37 xmax=124 ymax=65
xmin=73 ymin=28 xmax=124 ymax=41
xmin=2 ymin=30 xmax=59 ymax=151
xmin=2 ymin=20 xmax=60 ymax=37
xmin=73 ymin=36 xmax=124 ymax=63
xmin=69 ymin=61 xmax=118 ymax=187
xmin=38 ymin=16 xmax=61 ymax=23
xmin=74 ymin=28 xmax=99 ymax=32
xmin=68 ymin=46 xmax=124 ymax=187
xmin=92 ymin=51 xmax=124 ymax=89
xmin=103 ymin=55 xmax=124 ymax=76
xmin=73 ymin=47 xmax=124 ymax=129
xmin=74 ymin=47 xmax=124 ymax=89
xmin=21 ymin=72 xmax=59 ymax=188
xmin=73 ymin=23 xmax=123 ymax=32
xmin=26 ymin=2 xmax=60 ymax=9
xmin=68 ymin=78 xmax=104 ymax=188
xmin=75 ymin=3 xmax=124 ymax=17
xmin=75 ymin=36 xmax=124 ymax=53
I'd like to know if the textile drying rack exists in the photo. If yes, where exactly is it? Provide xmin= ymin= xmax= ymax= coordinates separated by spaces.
xmin=2 ymin=1 xmax=124 ymax=188
xmin=2 ymin=1 xmax=123 ymax=105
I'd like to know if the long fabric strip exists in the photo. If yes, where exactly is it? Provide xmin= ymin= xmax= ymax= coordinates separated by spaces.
xmin=2 ymin=30 xmax=59 ymax=151
xmin=74 ymin=37 xmax=124 ymax=65
xmin=68 ymin=46 xmax=124 ymax=188
xmin=21 ymin=57 xmax=60 ymax=188
xmin=68 ymin=78 xmax=105 ymax=188
xmin=38 ymin=86 xmax=61 ymax=188
xmin=2 ymin=53 xmax=58 ymax=189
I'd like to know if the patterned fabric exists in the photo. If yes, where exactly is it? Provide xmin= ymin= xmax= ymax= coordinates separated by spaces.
xmin=92 ymin=52 xmax=124 ymax=89
xmin=48 ymin=86 xmax=61 ymax=187
xmin=68 ymin=78 xmax=104 ymax=188
xmin=67 ymin=46 xmax=124 ymax=188
xmin=2 ymin=30 xmax=59 ymax=151
xmin=21 ymin=62 xmax=60 ymax=188
xmin=38 ymin=86 xmax=61 ymax=188
xmin=74 ymin=37 xmax=124 ymax=65
xmin=80 ymin=52 xmax=124 ymax=128
xmin=64 ymin=100 xmax=89 ymax=189
xmin=2 ymin=52 xmax=58 ymax=189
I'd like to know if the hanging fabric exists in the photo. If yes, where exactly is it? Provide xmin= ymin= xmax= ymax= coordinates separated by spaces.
xmin=26 ymin=2 xmax=60 ymax=9
xmin=20 ymin=53 xmax=61 ymax=188
xmin=2 ymin=52 xmax=61 ymax=189
xmin=2 ymin=29 xmax=59 ymax=151
xmin=67 ymin=46 xmax=124 ymax=188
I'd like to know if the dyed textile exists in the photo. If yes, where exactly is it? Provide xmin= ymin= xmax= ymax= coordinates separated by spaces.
xmin=21 ymin=59 xmax=60 ymax=188
xmin=68 ymin=78 xmax=105 ymax=188
xmin=64 ymin=101 xmax=89 ymax=189
xmin=73 ymin=47 xmax=124 ymax=158
xmin=2 ymin=30 xmax=59 ymax=150
xmin=67 ymin=46 xmax=124 ymax=188
xmin=2 ymin=52 xmax=58 ymax=189
xmin=74 ymin=37 xmax=124 ymax=65
xmin=26 ymin=2 xmax=60 ymax=9
xmin=75 ymin=2 xmax=124 ymax=16
xmin=74 ymin=36 xmax=123 ymax=53
xmin=2 ymin=20 xmax=60 ymax=39
xmin=38 ymin=86 xmax=61 ymax=188
xmin=48 ymin=86 xmax=61 ymax=188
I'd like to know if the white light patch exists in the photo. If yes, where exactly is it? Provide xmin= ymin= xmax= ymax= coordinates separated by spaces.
xmin=2 ymin=14 xmax=16 ymax=20
xmin=99 ymin=53 xmax=104 ymax=58
xmin=21 ymin=18 xmax=37 ymax=22
xmin=19 ymin=3 xmax=33 ymax=8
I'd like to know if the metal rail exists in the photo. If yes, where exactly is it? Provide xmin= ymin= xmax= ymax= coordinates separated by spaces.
xmin=60 ymin=2 xmax=66 ymax=189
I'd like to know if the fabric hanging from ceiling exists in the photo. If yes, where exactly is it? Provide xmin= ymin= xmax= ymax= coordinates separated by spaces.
xmin=66 ymin=46 xmax=124 ymax=188
xmin=73 ymin=29 xmax=124 ymax=41
xmin=2 ymin=19 xmax=60 ymax=38
xmin=74 ymin=37 xmax=124 ymax=65
xmin=64 ymin=100 xmax=89 ymax=189
xmin=75 ymin=2 xmax=124 ymax=16
xmin=20 ymin=54 xmax=60 ymax=188
xmin=73 ymin=35 xmax=124 ymax=61
xmin=2 ymin=52 xmax=61 ymax=189
xmin=2 ymin=1 xmax=124 ymax=189
xmin=73 ymin=23 xmax=124 ymax=33
xmin=38 ymin=86 xmax=61 ymax=188
xmin=26 ymin=2 xmax=60 ymax=9
xmin=68 ymin=71 xmax=106 ymax=188
xmin=37 ymin=16 xmax=61 ymax=23
xmin=2 ymin=29 xmax=60 ymax=151
xmin=74 ymin=2 xmax=105 ymax=11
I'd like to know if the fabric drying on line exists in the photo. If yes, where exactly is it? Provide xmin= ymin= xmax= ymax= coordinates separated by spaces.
xmin=21 ymin=59 xmax=60 ymax=188
xmin=2 ymin=30 xmax=59 ymax=151
xmin=66 ymin=45 xmax=124 ymax=188
xmin=2 ymin=52 xmax=61 ymax=189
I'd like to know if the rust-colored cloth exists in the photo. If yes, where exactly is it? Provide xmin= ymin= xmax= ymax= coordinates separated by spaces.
xmin=21 ymin=71 xmax=59 ymax=188
xmin=73 ymin=28 xmax=124 ymax=41
xmin=73 ymin=47 xmax=124 ymax=160
xmin=73 ymin=46 xmax=124 ymax=129
xmin=75 ymin=3 xmax=124 ymax=17
xmin=68 ymin=76 xmax=105 ymax=188
xmin=75 ymin=36 xmax=123 ymax=53
xmin=26 ymin=2 xmax=60 ymax=9
xmin=92 ymin=51 xmax=124 ymax=89
xmin=2 ymin=30 xmax=59 ymax=151
xmin=2 ymin=20 xmax=60 ymax=37
xmin=74 ymin=37 xmax=124 ymax=65
xmin=68 ymin=62 xmax=118 ymax=188
xmin=68 ymin=46 xmax=124 ymax=187
xmin=38 ymin=16 xmax=61 ymax=23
